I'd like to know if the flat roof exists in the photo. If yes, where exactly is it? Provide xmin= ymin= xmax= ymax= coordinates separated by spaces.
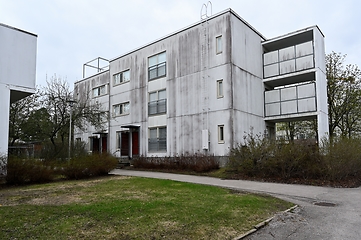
xmin=110 ymin=8 xmax=266 ymax=62
xmin=0 ymin=23 xmax=37 ymax=37
xmin=262 ymin=25 xmax=324 ymax=51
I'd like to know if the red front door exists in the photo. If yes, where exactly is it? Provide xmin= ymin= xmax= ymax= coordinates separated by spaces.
xmin=101 ymin=135 xmax=107 ymax=153
xmin=132 ymin=131 xmax=139 ymax=155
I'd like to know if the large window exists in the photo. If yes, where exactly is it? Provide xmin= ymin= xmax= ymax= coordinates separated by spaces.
xmin=92 ymin=85 xmax=106 ymax=98
xmin=148 ymin=127 xmax=166 ymax=152
xmin=114 ymin=69 xmax=130 ymax=85
xmin=113 ymin=102 xmax=130 ymax=116
xmin=216 ymin=35 xmax=222 ymax=54
xmin=148 ymin=52 xmax=166 ymax=81
xmin=148 ymin=89 xmax=166 ymax=115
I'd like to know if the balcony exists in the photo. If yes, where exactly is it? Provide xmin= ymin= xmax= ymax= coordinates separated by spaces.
xmin=265 ymin=82 xmax=317 ymax=121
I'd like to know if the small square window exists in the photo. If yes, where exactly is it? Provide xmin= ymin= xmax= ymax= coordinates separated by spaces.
xmin=92 ymin=85 xmax=107 ymax=98
xmin=217 ymin=80 xmax=223 ymax=98
xmin=113 ymin=102 xmax=130 ymax=116
xmin=114 ymin=69 xmax=130 ymax=85
xmin=218 ymin=125 xmax=224 ymax=143
xmin=216 ymin=36 xmax=222 ymax=54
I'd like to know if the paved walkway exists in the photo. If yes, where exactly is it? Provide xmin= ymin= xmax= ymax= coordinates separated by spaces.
xmin=110 ymin=169 xmax=361 ymax=239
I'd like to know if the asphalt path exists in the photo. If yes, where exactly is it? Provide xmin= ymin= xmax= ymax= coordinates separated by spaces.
xmin=109 ymin=169 xmax=361 ymax=239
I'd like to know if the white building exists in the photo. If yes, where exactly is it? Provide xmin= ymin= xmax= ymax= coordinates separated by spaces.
xmin=0 ymin=23 xmax=37 ymax=175
xmin=74 ymin=9 xmax=328 ymax=161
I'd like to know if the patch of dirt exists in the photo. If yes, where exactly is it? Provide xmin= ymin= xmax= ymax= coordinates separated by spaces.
xmin=0 ymin=176 xmax=129 ymax=206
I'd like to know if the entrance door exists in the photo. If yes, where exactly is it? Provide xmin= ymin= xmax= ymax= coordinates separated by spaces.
xmin=132 ymin=131 xmax=139 ymax=155
xmin=101 ymin=135 xmax=107 ymax=153
xmin=121 ymin=132 xmax=129 ymax=156
xmin=92 ymin=137 xmax=100 ymax=153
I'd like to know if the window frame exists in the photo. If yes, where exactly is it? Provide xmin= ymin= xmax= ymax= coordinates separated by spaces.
xmin=113 ymin=101 xmax=130 ymax=116
xmin=148 ymin=89 xmax=167 ymax=116
xmin=92 ymin=85 xmax=107 ymax=98
xmin=148 ymin=126 xmax=167 ymax=152
xmin=217 ymin=79 xmax=224 ymax=98
xmin=148 ymin=51 xmax=167 ymax=81
xmin=216 ymin=35 xmax=222 ymax=54
xmin=218 ymin=125 xmax=225 ymax=144
xmin=113 ymin=69 xmax=130 ymax=86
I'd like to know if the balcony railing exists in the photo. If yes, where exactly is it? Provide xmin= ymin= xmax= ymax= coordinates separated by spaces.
xmin=263 ymin=41 xmax=315 ymax=78
xmin=148 ymin=99 xmax=167 ymax=115
xmin=265 ymin=82 xmax=316 ymax=117
xmin=149 ymin=62 xmax=166 ymax=81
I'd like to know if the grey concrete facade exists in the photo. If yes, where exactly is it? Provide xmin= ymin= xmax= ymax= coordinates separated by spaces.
xmin=0 ymin=23 xmax=37 ymax=175
xmin=74 ymin=9 xmax=328 ymax=159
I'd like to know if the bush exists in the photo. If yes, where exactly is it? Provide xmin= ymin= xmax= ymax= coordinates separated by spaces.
xmin=227 ymin=134 xmax=361 ymax=185
xmin=61 ymin=153 xmax=118 ymax=180
xmin=133 ymin=154 xmax=219 ymax=173
xmin=6 ymin=156 xmax=55 ymax=185
xmin=4 ymin=148 xmax=118 ymax=184
xmin=322 ymin=137 xmax=361 ymax=181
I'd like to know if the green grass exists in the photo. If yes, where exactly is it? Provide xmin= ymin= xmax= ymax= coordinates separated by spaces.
xmin=0 ymin=176 xmax=293 ymax=239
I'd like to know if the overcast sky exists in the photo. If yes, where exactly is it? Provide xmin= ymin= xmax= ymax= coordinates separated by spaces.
xmin=1 ymin=0 xmax=360 ymax=88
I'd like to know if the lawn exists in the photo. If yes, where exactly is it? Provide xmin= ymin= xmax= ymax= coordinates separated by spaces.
xmin=0 ymin=176 xmax=293 ymax=239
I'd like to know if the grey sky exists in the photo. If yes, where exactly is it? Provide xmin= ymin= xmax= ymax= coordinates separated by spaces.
xmin=1 ymin=0 xmax=360 ymax=88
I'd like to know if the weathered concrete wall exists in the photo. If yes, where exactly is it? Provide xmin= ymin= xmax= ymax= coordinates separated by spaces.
xmin=0 ymin=24 xmax=37 ymax=93
xmin=230 ymin=14 xmax=266 ymax=146
xmin=74 ymin=71 xmax=110 ymax=151
xmin=0 ymin=24 xmax=37 ymax=175
xmin=97 ymin=10 xmax=267 ymax=157
xmin=76 ymin=9 xmax=328 ymax=159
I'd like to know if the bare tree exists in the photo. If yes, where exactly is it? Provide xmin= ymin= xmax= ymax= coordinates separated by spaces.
xmin=9 ymin=75 xmax=107 ymax=158
xmin=326 ymin=52 xmax=361 ymax=137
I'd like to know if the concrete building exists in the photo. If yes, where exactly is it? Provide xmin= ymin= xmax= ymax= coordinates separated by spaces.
xmin=74 ymin=9 xmax=328 ymax=161
xmin=0 ymin=23 xmax=37 ymax=175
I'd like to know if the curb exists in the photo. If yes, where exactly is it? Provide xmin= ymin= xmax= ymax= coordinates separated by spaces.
xmin=233 ymin=205 xmax=298 ymax=240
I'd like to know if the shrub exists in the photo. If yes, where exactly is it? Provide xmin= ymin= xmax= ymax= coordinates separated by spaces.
xmin=227 ymin=134 xmax=361 ymax=185
xmin=228 ymin=133 xmax=274 ymax=177
xmin=61 ymin=153 xmax=118 ymax=180
xmin=133 ymin=154 xmax=219 ymax=173
xmin=322 ymin=137 xmax=361 ymax=181
xmin=6 ymin=156 xmax=55 ymax=185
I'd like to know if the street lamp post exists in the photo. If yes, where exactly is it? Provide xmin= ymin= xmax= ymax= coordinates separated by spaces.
xmin=67 ymin=99 xmax=76 ymax=159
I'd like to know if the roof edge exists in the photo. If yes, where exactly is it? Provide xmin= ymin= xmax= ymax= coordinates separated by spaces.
xmin=0 ymin=23 xmax=37 ymax=37
xmin=110 ymin=8 xmax=266 ymax=62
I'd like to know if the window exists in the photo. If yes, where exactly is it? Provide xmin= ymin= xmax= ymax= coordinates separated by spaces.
xmin=114 ymin=69 xmax=130 ymax=85
xmin=216 ymin=36 xmax=222 ymax=54
xmin=217 ymin=80 xmax=223 ymax=98
xmin=148 ymin=52 xmax=166 ymax=80
xmin=148 ymin=127 xmax=167 ymax=152
xmin=92 ymin=85 xmax=106 ymax=97
xmin=148 ymin=89 xmax=166 ymax=115
xmin=116 ymin=131 xmax=121 ymax=149
xmin=113 ymin=102 xmax=130 ymax=116
xmin=218 ymin=125 xmax=224 ymax=143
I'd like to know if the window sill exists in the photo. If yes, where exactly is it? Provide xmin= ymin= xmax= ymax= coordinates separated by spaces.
xmin=148 ymin=75 xmax=167 ymax=81
xmin=148 ymin=112 xmax=167 ymax=117
xmin=93 ymin=94 xmax=108 ymax=99
xmin=113 ymin=80 xmax=130 ymax=87
xmin=113 ymin=113 xmax=130 ymax=117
